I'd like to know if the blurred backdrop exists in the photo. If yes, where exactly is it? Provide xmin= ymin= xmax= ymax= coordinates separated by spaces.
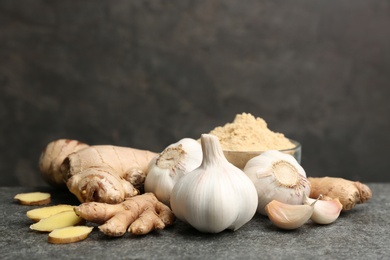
xmin=1 ymin=0 xmax=389 ymax=186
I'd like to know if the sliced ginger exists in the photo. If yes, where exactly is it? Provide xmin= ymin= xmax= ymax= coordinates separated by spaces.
xmin=24 ymin=203 xmax=92 ymax=244
xmin=74 ymin=192 xmax=175 ymax=236
xmin=14 ymin=192 xmax=51 ymax=206
xmin=48 ymin=226 xmax=94 ymax=244
xmin=27 ymin=204 xmax=75 ymax=222
xmin=30 ymin=210 xmax=84 ymax=232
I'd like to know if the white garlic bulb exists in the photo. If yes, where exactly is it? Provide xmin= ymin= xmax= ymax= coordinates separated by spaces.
xmin=244 ymin=150 xmax=310 ymax=215
xmin=144 ymin=138 xmax=202 ymax=206
xmin=170 ymin=134 xmax=258 ymax=233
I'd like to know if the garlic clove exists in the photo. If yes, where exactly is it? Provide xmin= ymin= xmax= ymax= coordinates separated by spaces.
xmin=304 ymin=195 xmax=343 ymax=225
xmin=265 ymin=200 xmax=315 ymax=230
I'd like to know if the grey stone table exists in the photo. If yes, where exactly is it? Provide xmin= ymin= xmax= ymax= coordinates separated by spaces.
xmin=1 ymin=184 xmax=388 ymax=260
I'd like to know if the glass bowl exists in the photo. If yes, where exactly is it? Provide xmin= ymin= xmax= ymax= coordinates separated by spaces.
xmin=223 ymin=139 xmax=302 ymax=169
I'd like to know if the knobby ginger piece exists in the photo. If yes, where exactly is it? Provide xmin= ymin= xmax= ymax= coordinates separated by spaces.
xmin=74 ymin=193 xmax=175 ymax=236
xmin=64 ymin=145 xmax=157 ymax=203
xmin=39 ymin=139 xmax=89 ymax=187
xmin=308 ymin=177 xmax=372 ymax=211
xmin=30 ymin=210 xmax=84 ymax=232
xmin=14 ymin=192 xmax=51 ymax=206
xmin=39 ymin=139 xmax=158 ymax=204
xmin=48 ymin=226 xmax=94 ymax=244
xmin=27 ymin=204 xmax=76 ymax=222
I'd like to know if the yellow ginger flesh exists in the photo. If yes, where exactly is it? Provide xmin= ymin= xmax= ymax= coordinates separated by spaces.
xmin=30 ymin=210 xmax=84 ymax=232
xmin=48 ymin=226 xmax=94 ymax=244
xmin=27 ymin=205 xmax=75 ymax=222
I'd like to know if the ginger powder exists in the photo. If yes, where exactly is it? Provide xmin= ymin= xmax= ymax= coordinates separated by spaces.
xmin=209 ymin=113 xmax=295 ymax=151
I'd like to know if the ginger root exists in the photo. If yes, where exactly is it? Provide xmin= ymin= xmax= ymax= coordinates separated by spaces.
xmin=39 ymin=139 xmax=89 ymax=187
xmin=308 ymin=177 xmax=372 ymax=211
xmin=74 ymin=193 xmax=175 ymax=236
xmin=39 ymin=139 xmax=157 ymax=204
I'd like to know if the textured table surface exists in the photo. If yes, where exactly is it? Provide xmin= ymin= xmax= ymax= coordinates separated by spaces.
xmin=1 ymin=184 xmax=388 ymax=260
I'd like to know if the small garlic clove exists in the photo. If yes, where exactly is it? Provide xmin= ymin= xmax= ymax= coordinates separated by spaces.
xmin=265 ymin=200 xmax=314 ymax=230
xmin=304 ymin=195 xmax=343 ymax=225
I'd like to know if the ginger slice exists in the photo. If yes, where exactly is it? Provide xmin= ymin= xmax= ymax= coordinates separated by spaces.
xmin=27 ymin=204 xmax=75 ymax=222
xmin=30 ymin=210 xmax=84 ymax=232
xmin=14 ymin=192 xmax=51 ymax=206
xmin=48 ymin=226 xmax=93 ymax=244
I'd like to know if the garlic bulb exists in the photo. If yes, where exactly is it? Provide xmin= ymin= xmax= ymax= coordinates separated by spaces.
xmin=303 ymin=194 xmax=343 ymax=225
xmin=244 ymin=150 xmax=310 ymax=215
xmin=170 ymin=134 xmax=258 ymax=233
xmin=265 ymin=199 xmax=316 ymax=230
xmin=144 ymin=138 xmax=202 ymax=206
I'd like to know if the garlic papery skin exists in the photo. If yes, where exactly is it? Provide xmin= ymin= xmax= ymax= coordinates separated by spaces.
xmin=303 ymin=194 xmax=343 ymax=225
xmin=243 ymin=150 xmax=310 ymax=215
xmin=144 ymin=138 xmax=202 ymax=206
xmin=170 ymin=134 xmax=258 ymax=233
xmin=265 ymin=199 xmax=315 ymax=230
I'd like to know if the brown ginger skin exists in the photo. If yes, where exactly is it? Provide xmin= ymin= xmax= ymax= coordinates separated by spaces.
xmin=39 ymin=139 xmax=89 ymax=187
xmin=308 ymin=177 xmax=372 ymax=211
xmin=74 ymin=193 xmax=175 ymax=236
xmin=39 ymin=139 xmax=157 ymax=204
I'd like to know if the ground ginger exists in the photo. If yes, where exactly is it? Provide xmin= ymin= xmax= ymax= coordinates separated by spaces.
xmin=209 ymin=113 xmax=295 ymax=151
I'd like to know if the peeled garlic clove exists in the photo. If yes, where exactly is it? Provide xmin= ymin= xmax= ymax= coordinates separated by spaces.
xmin=265 ymin=200 xmax=315 ymax=230
xmin=304 ymin=195 xmax=343 ymax=225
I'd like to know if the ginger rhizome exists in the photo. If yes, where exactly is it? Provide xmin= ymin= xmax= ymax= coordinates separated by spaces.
xmin=39 ymin=139 xmax=157 ymax=204
xmin=308 ymin=177 xmax=372 ymax=211
xmin=74 ymin=193 xmax=175 ymax=236
xmin=38 ymin=139 xmax=176 ymax=236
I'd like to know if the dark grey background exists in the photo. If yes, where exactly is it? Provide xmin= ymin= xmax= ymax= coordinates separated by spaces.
xmin=1 ymin=0 xmax=389 ymax=186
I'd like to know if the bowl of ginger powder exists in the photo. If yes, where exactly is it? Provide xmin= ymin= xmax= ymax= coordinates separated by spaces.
xmin=208 ymin=113 xmax=301 ymax=169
